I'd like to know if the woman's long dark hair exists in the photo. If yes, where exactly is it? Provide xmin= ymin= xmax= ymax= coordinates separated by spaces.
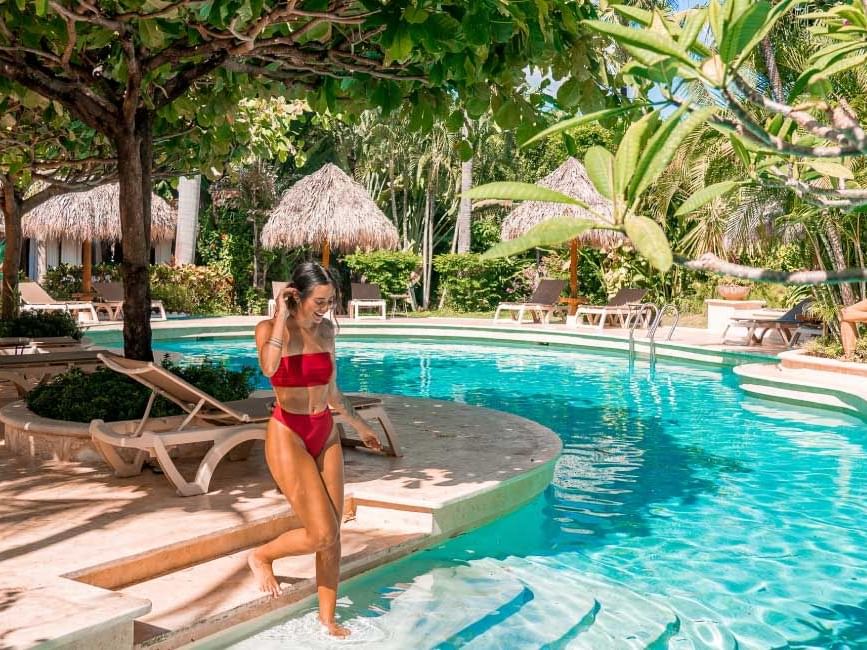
xmin=287 ymin=262 xmax=341 ymax=328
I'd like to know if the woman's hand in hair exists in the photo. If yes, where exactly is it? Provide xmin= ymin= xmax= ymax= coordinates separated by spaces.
xmin=276 ymin=286 xmax=299 ymax=321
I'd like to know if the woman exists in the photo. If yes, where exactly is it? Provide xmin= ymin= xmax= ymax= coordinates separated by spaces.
xmin=248 ymin=262 xmax=382 ymax=637
xmin=841 ymin=298 xmax=867 ymax=359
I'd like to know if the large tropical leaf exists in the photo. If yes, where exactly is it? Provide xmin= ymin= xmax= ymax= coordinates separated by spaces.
xmin=624 ymin=216 xmax=672 ymax=271
xmin=584 ymin=146 xmax=615 ymax=201
xmin=631 ymin=106 xmax=716 ymax=203
xmin=464 ymin=182 xmax=590 ymax=208
xmin=614 ymin=112 xmax=655 ymax=202
xmin=521 ymin=107 xmax=631 ymax=148
xmin=674 ymin=181 xmax=742 ymax=216
xmin=731 ymin=0 xmax=806 ymax=70
xmin=582 ymin=20 xmax=693 ymax=64
xmin=719 ymin=1 xmax=771 ymax=64
xmin=806 ymin=160 xmax=854 ymax=180
xmin=481 ymin=217 xmax=607 ymax=259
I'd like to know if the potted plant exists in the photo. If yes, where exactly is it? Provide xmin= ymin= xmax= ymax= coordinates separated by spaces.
xmin=716 ymin=275 xmax=752 ymax=300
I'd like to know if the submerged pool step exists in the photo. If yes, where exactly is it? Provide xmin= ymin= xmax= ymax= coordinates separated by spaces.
xmin=120 ymin=520 xmax=428 ymax=649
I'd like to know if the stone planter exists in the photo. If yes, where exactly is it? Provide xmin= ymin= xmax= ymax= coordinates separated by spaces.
xmin=779 ymin=349 xmax=867 ymax=378
xmin=0 ymin=401 xmax=210 ymax=464
xmin=717 ymin=284 xmax=751 ymax=300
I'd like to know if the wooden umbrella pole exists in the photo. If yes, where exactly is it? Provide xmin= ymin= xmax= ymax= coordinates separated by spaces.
xmin=567 ymin=238 xmax=581 ymax=315
xmin=82 ymin=239 xmax=92 ymax=297
xmin=321 ymin=240 xmax=331 ymax=268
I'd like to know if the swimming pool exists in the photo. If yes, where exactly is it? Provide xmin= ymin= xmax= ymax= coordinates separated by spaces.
xmin=161 ymin=337 xmax=867 ymax=649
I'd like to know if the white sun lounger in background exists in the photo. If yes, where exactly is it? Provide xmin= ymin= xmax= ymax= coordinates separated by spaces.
xmin=91 ymin=281 xmax=167 ymax=321
xmin=91 ymin=353 xmax=401 ymax=496
xmin=18 ymin=281 xmax=100 ymax=324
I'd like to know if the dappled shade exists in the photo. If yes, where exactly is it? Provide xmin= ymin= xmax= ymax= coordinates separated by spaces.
xmin=260 ymin=163 xmax=399 ymax=253
xmin=22 ymin=182 xmax=176 ymax=242
xmin=500 ymin=157 xmax=620 ymax=248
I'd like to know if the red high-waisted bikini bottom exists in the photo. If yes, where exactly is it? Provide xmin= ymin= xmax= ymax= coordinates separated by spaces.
xmin=272 ymin=405 xmax=334 ymax=457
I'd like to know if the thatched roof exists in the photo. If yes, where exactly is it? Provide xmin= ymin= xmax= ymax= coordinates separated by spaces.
xmin=22 ymin=183 xmax=176 ymax=242
xmin=500 ymin=157 xmax=621 ymax=248
xmin=261 ymin=163 xmax=398 ymax=252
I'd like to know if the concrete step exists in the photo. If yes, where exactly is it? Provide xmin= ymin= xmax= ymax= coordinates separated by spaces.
xmin=120 ymin=519 xmax=427 ymax=649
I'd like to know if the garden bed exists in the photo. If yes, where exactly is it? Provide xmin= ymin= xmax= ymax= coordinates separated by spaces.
xmin=778 ymin=349 xmax=867 ymax=378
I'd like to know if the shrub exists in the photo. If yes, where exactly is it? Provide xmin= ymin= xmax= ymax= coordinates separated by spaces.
xmin=804 ymin=335 xmax=867 ymax=363
xmin=0 ymin=310 xmax=83 ymax=340
xmin=344 ymin=251 xmax=421 ymax=297
xmin=433 ymin=253 xmax=532 ymax=312
xmin=150 ymin=264 xmax=237 ymax=314
xmin=42 ymin=263 xmax=121 ymax=300
xmin=26 ymin=358 xmax=255 ymax=423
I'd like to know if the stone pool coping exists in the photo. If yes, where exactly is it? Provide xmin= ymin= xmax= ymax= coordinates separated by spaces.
xmin=0 ymin=395 xmax=560 ymax=649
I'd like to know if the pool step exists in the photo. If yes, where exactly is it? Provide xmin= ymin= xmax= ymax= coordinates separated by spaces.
xmin=120 ymin=518 xmax=428 ymax=649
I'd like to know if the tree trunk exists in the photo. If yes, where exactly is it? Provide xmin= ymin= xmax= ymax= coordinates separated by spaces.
xmin=456 ymin=157 xmax=473 ymax=253
xmin=760 ymin=38 xmax=784 ymax=103
xmin=388 ymin=161 xmax=399 ymax=238
xmin=1 ymin=175 xmax=22 ymax=320
xmin=115 ymin=114 xmax=154 ymax=361
xmin=824 ymin=220 xmax=855 ymax=305
xmin=175 ymin=175 xmax=200 ymax=265
xmin=401 ymin=185 xmax=408 ymax=249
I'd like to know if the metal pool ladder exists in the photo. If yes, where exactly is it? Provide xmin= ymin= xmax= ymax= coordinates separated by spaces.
xmin=627 ymin=303 xmax=680 ymax=366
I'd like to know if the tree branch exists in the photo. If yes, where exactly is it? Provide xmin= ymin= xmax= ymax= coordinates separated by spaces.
xmin=675 ymin=252 xmax=867 ymax=285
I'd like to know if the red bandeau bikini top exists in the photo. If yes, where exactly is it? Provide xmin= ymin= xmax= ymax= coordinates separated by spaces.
xmin=270 ymin=351 xmax=334 ymax=388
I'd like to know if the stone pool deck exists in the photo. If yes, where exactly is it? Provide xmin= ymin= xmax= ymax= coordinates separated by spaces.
xmin=0 ymin=395 xmax=560 ymax=649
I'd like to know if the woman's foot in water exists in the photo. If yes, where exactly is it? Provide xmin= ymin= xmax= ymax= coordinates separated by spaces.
xmin=320 ymin=617 xmax=351 ymax=637
xmin=248 ymin=550 xmax=281 ymax=598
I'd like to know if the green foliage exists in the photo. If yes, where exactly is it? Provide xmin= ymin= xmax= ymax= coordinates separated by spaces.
xmin=470 ymin=215 xmax=502 ymax=254
xmin=343 ymin=251 xmax=421 ymax=297
xmin=150 ymin=264 xmax=236 ymax=314
xmin=0 ymin=310 xmax=83 ymax=340
xmin=433 ymin=253 xmax=532 ymax=312
xmin=804 ymin=335 xmax=863 ymax=362
xmin=26 ymin=359 xmax=255 ymax=423
xmin=41 ymin=263 xmax=121 ymax=300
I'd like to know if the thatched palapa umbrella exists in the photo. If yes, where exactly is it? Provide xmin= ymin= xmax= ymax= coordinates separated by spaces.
xmin=261 ymin=163 xmax=398 ymax=267
xmin=23 ymin=182 xmax=176 ymax=295
xmin=500 ymin=157 xmax=619 ymax=313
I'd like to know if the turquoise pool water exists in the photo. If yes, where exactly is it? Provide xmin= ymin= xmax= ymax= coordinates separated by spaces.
xmin=161 ymin=338 xmax=867 ymax=649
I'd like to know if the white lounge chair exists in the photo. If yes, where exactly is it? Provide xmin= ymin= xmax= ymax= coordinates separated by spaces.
xmin=0 ymin=336 xmax=87 ymax=355
xmin=0 ymin=349 xmax=104 ymax=396
xmin=348 ymin=283 xmax=387 ymax=320
xmin=18 ymin=281 xmax=99 ymax=323
xmin=574 ymin=288 xmax=649 ymax=329
xmin=91 ymin=353 xmax=401 ymax=496
xmin=92 ymin=281 xmax=167 ymax=321
xmin=493 ymin=279 xmax=566 ymax=326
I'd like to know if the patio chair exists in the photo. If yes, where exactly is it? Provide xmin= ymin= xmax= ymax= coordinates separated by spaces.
xmin=0 ymin=336 xmax=87 ymax=355
xmin=92 ymin=281 xmax=167 ymax=321
xmin=493 ymin=279 xmax=567 ymax=326
xmin=574 ymin=288 xmax=649 ymax=329
xmin=348 ymin=282 xmax=387 ymax=320
xmin=18 ymin=281 xmax=99 ymax=323
xmin=0 ymin=349 xmax=104 ymax=396
xmin=91 ymin=353 xmax=401 ymax=496
xmin=722 ymin=299 xmax=815 ymax=347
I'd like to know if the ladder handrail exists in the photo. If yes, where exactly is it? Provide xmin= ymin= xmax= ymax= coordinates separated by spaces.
xmin=648 ymin=303 xmax=680 ymax=342
xmin=628 ymin=304 xmax=657 ymax=361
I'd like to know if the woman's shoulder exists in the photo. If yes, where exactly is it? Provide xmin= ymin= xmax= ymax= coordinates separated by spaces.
xmin=318 ymin=318 xmax=337 ymax=341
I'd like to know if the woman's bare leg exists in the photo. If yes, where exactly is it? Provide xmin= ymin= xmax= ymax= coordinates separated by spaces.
xmin=840 ymin=299 xmax=867 ymax=359
xmin=314 ymin=430 xmax=347 ymax=636
xmin=248 ymin=420 xmax=340 ymax=598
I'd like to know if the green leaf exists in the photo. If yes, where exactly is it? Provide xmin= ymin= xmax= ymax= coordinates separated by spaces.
xmin=612 ymin=5 xmax=654 ymax=25
xmin=35 ymin=0 xmax=47 ymax=16
xmin=674 ymin=181 xmax=741 ymax=216
xmin=708 ymin=0 xmax=723 ymax=45
xmin=624 ymin=216 xmax=672 ymax=272
xmin=732 ymin=0 xmax=805 ymax=70
xmin=386 ymin=25 xmax=413 ymax=62
xmin=614 ymin=112 xmax=655 ymax=202
xmin=584 ymin=146 xmax=615 ymax=201
xmin=730 ymin=135 xmax=751 ymax=168
xmin=493 ymin=100 xmax=522 ymax=130
xmin=403 ymin=6 xmax=429 ymax=24
xmin=521 ymin=107 xmax=631 ymax=148
xmin=457 ymin=139 xmax=473 ymax=161
xmin=631 ymin=106 xmax=715 ymax=202
xmin=583 ymin=20 xmax=692 ymax=64
xmin=481 ymin=217 xmax=604 ymax=259
xmin=719 ymin=1 xmax=770 ymax=63
xmin=464 ymin=182 xmax=590 ymax=208
xmin=680 ymin=8 xmax=707 ymax=51
xmin=805 ymin=52 xmax=867 ymax=84
xmin=807 ymin=160 xmax=854 ymax=180
xmin=555 ymin=78 xmax=583 ymax=108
